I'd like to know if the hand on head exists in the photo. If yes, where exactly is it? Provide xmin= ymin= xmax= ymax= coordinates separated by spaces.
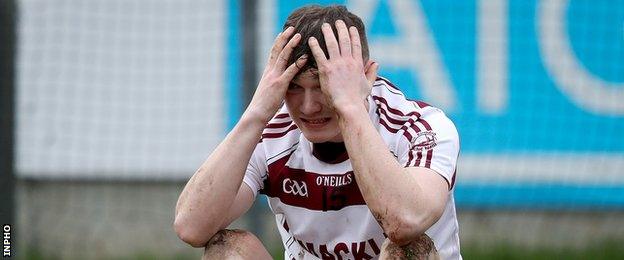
xmin=307 ymin=19 xmax=379 ymax=113
xmin=249 ymin=17 xmax=379 ymax=124
xmin=247 ymin=26 xmax=308 ymax=122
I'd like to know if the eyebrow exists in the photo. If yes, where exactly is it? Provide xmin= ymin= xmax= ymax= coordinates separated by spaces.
xmin=296 ymin=73 xmax=319 ymax=81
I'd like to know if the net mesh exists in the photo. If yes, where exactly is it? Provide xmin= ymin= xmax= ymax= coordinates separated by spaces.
xmin=12 ymin=0 xmax=624 ymax=259
xmin=17 ymin=0 xmax=226 ymax=180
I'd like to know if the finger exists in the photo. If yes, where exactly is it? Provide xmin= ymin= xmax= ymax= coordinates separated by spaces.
xmin=265 ymin=32 xmax=282 ymax=68
xmin=282 ymin=54 xmax=309 ymax=80
xmin=275 ymin=33 xmax=302 ymax=70
xmin=308 ymin=37 xmax=328 ymax=65
xmin=349 ymin=26 xmax=363 ymax=64
xmin=267 ymin=27 xmax=295 ymax=66
xmin=365 ymin=61 xmax=379 ymax=86
xmin=335 ymin=20 xmax=351 ymax=57
xmin=321 ymin=23 xmax=340 ymax=58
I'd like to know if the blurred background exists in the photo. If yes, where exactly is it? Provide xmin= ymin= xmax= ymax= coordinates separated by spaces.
xmin=1 ymin=0 xmax=623 ymax=259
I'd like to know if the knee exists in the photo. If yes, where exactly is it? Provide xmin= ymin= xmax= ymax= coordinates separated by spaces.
xmin=202 ymin=229 xmax=271 ymax=260
xmin=379 ymin=233 xmax=440 ymax=260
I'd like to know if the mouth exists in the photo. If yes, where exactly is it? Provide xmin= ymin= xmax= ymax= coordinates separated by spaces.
xmin=300 ymin=117 xmax=331 ymax=128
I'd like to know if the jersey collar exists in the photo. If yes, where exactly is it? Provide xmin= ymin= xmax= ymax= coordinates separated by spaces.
xmin=311 ymin=142 xmax=349 ymax=164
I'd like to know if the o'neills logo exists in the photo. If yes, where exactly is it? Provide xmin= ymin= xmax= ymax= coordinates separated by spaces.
xmin=316 ymin=173 xmax=353 ymax=187
xmin=283 ymin=178 xmax=308 ymax=197
xmin=412 ymin=131 xmax=437 ymax=151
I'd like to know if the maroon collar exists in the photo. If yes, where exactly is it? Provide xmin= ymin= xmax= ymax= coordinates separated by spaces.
xmin=311 ymin=142 xmax=349 ymax=164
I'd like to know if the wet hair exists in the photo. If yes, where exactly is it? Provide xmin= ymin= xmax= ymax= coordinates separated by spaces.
xmin=283 ymin=5 xmax=369 ymax=76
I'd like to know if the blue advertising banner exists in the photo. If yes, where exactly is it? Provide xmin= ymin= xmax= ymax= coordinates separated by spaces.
xmin=229 ymin=0 xmax=624 ymax=208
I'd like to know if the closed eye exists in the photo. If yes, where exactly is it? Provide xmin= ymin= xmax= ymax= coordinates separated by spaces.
xmin=287 ymin=83 xmax=303 ymax=93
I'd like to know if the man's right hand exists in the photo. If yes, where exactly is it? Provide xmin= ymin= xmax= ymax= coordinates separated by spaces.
xmin=246 ymin=26 xmax=308 ymax=123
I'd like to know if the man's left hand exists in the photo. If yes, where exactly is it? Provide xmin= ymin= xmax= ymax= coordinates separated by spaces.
xmin=308 ymin=20 xmax=379 ymax=115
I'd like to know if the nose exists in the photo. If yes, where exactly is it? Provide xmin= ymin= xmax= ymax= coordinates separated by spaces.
xmin=299 ymin=89 xmax=322 ymax=115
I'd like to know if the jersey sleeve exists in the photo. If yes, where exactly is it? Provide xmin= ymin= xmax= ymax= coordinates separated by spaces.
xmin=396 ymin=109 xmax=460 ymax=189
xmin=242 ymin=142 xmax=268 ymax=198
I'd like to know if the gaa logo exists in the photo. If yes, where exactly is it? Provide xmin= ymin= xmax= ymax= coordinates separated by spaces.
xmin=282 ymin=178 xmax=308 ymax=197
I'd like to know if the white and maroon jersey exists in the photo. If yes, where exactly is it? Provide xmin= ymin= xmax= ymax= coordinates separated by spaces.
xmin=243 ymin=77 xmax=461 ymax=260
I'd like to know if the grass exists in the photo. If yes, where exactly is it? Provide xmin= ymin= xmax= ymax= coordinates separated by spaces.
xmin=461 ymin=240 xmax=624 ymax=260
xmin=19 ymin=240 xmax=624 ymax=259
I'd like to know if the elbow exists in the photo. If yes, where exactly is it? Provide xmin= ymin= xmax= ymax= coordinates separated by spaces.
xmin=173 ymin=215 xmax=215 ymax=248
xmin=384 ymin=218 xmax=422 ymax=246
xmin=384 ymin=208 xmax=444 ymax=245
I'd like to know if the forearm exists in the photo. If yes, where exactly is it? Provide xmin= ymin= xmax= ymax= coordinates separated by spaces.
xmin=304 ymin=18 xmax=445 ymax=244
xmin=174 ymin=110 xmax=266 ymax=245
xmin=338 ymin=106 xmax=438 ymax=243
xmin=174 ymin=25 xmax=306 ymax=247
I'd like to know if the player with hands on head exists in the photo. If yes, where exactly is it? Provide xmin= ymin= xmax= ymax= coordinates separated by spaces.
xmin=174 ymin=4 xmax=460 ymax=260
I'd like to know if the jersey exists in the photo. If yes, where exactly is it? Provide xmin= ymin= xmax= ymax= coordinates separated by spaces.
xmin=243 ymin=77 xmax=461 ymax=260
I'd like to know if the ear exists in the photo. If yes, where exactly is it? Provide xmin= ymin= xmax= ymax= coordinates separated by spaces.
xmin=364 ymin=60 xmax=379 ymax=86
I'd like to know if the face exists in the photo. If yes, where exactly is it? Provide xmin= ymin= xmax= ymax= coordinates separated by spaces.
xmin=285 ymin=69 xmax=343 ymax=143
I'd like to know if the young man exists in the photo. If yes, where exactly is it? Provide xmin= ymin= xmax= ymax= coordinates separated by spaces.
xmin=174 ymin=5 xmax=460 ymax=260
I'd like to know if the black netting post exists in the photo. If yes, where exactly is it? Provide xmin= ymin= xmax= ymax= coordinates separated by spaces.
xmin=242 ymin=0 xmax=259 ymax=107
xmin=241 ymin=0 xmax=263 ymax=237
xmin=0 ymin=0 xmax=16 ymax=233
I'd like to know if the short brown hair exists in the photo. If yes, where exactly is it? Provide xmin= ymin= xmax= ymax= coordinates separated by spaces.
xmin=283 ymin=5 xmax=369 ymax=75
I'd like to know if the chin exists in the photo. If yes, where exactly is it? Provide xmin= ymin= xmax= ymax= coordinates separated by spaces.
xmin=301 ymin=130 xmax=342 ymax=143
xmin=294 ymin=119 xmax=343 ymax=143
xmin=302 ymin=133 xmax=330 ymax=143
